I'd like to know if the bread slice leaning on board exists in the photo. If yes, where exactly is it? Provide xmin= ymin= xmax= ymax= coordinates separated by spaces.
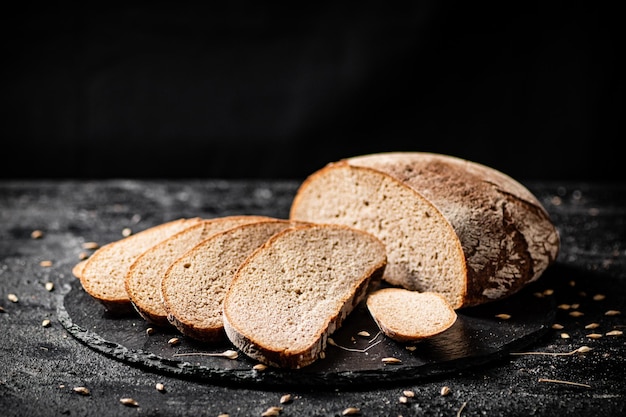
xmin=77 ymin=217 xmax=204 ymax=314
xmin=125 ymin=215 xmax=275 ymax=327
xmin=222 ymin=223 xmax=387 ymax=369
xmin=289 ymin=151 xmax=560 ymax=309
xmin=366 ymin=288 xmax=457 ymax=343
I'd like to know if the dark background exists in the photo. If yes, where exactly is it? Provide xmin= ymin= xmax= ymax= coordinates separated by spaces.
xmin=2 ymin=3 xmax=623 ymax=181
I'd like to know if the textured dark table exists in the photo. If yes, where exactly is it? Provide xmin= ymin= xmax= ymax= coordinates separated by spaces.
xmin=1 ymin=179 xmax=625 ymax=417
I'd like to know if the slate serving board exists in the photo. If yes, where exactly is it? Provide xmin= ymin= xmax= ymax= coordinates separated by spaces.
xmin=58 ymin=280 xmax=555 ymax=389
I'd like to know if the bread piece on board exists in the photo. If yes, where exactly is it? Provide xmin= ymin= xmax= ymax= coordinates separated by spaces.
xmin=289 ymin=151 xmax=560 ymax=308
xmin=78 ymin=217 xmax=203 ymax=314
xmin=366 ymin=288 xmax=457 ymax=342
xmin=125 ymin=215 xmax=274 ymax=327
xmin=72 ymin=259 xmax=87 ymax=280
xmin=162 ymin=219 xmax=300 ymax=342
xmin=222 ymin=223 xmax=387 ymax=369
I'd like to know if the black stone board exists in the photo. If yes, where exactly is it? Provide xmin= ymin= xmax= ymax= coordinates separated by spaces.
xmin=58 ymin=279 xmax=555 ymax=390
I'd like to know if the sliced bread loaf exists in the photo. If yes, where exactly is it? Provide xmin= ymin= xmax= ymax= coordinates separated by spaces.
xmin=125 ymin=215 xmax=273 ymax=327
xmin=366 ymin=288 xmax=457 ymax=342
xmin=161 ymin=219 xmax=300 ymax=342
xmin=77 ymin=217 xmax=203 ymax=314
xmin=222 ymin=223 xmax=387 ymax=369
xmin=289 ymin=151 xmax=560 ymax=308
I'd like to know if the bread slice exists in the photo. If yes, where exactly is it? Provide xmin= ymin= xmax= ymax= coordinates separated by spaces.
xmin=161 ymin=219 xmax=300 ymax=342
xmin=72 ymin=259 xmax=87 ymax=280
xmin=77 ymin=217 xmax=203 ymax=313
xmin=125 ymin=215 xmax=274 ymax=327
xmin=366 ymin=288 xmax=457 ymax=342
xmin=289 ymin=152 xmax=560 ymax=308
xmin=222 ymin=223 xmax=387 ymax=369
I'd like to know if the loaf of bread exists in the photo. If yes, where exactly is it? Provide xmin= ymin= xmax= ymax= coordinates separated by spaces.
xmin=161 ymin=218 xmax=300 ymax=342
xmin=289 ymin=152 xmax=560 ymax=308
xmin=366 ymin=288 xmax=457 ymax=342
xmin=125 ymin=215 xmax=273 ymax=326
xmin=222 ymin=223 xmax=387 ymax=369
xmin=77 ymin=217 xmax=203 ymax=313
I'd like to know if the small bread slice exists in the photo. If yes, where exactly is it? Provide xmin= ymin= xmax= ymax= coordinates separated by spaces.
xmin=162 ymin=219 xmax=300 ymax=342
xmin=366 ymin=288 xmax=457 ymax=343
xmin=125 ymin=215 xmax=273 ymax=327
xmin=222 ymin=223 xmax=387 ymax=369
xmin=77 ymin=217 xmax=203 ymax=314
xmin=71 ymin=259 xmax=87 ymax=280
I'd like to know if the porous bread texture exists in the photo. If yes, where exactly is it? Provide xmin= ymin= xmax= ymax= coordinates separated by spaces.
xmin=78 ymin=217 xmax=203 ymax=314
xmin=222 ymin=223 xmax=387 ymax=369
xmin=366 ymin=288 xmax=457 ymax=342
xmin=125 ymin=215 xmax=273 ymax=327
xmin=161 ymin=219 xmax=298 ymax=342
xmin=290 ymin=151 xmax=560 ymax=308
xmin=289 ymin=160 xmax=467 ymax=309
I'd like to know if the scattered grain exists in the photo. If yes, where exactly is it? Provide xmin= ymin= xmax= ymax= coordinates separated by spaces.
xmin=155 ymin=383 xmax=165 ymax=392
xmin=592 ymin=294 xmax=606 ymax=301
xmin=399 ymin=396 xmax=408 ymax=404
xmin=40 ymin=260 xmax=53 ymax=267
xmin=585 ymin=323 xmax=600 ymax=330
xmin=120 ymin=398 xmax=139 ymax=407
xmin=551 ymin=323 xmax=564 ymax=330
xmin=168 ymin=337 xmax=180 ymax=346
xmin=45 ymin=282 xmax=54 ymax=292
xmin=605 ymin=310 xmax=621 ymax=316
xmin=82 ymin=242 xmax=100 ymax=250
xmin=0 ymin=306 xmax=5 ymax=313
xmin=73 ymin=386 xmax=90 ymax=395
xmin=440 ymin=386 xmax=451 ymax=396
xmin=402 ymin=390 xmax=415 ymax=398
xmin=586 ymin=333 xmax=603 ymax=339
xmin=357 ymin=330 xmax=371 ymax=337
xmin=557 ymin=304 xmax=571 ymax=310
xmin=569 ymin=311 xmax=584 ymax=317
xmin=495 ymin=313 xmax=511 ymax=320
xmin=279 ymin=394 xmax=292 ymax=404
xmin=253 ymin=363 xmax=267 ymax=371
xmin=146 ymin=327 xmax=155 ymax=336
xmin=569 ymin=280 xmax=576 ymax=287
xmin=571 ymin=303 xmax=580 ymax=310
xmin=511 ymin=346 xmax=592 ymax=356
xmin=382 ymin=357 xmax=402 ymax=364
xmin=543 ymin=289 xmax=554 ymax=296
xmin=261 ymin=406 xmax=282 ymax=416
xmin=78 ymin=252 xmax=89 ymax=260
xmin=560 ymin=333 xmax=570 ymax=339
xmin=7 ymin=294 xmax=18 ymax=303
xmin=218 ymin=414 xmax=230 ymax=417
xmin=405 ymin=346 xmax=417 ymax=352
xmin=122 ymin=228 xmax=132 ymax=237
xmin=42 ymin=319 xmax=51 ymax=327
xmin=606 ymin=330 xmax=623 ymax=336
xmin=173 ymin=349 xmax=239 ymax=360
xmin=342 ymin=407 xmax=361 ymax=415
xmin=31 ymin=230 xmax=44 ymax=239
xmin=538 ymin=378 xmax=591 ymax=388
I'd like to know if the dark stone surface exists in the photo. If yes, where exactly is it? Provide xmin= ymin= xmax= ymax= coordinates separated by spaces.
xmin=1 ymin=179 xmax=625 ymax=416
